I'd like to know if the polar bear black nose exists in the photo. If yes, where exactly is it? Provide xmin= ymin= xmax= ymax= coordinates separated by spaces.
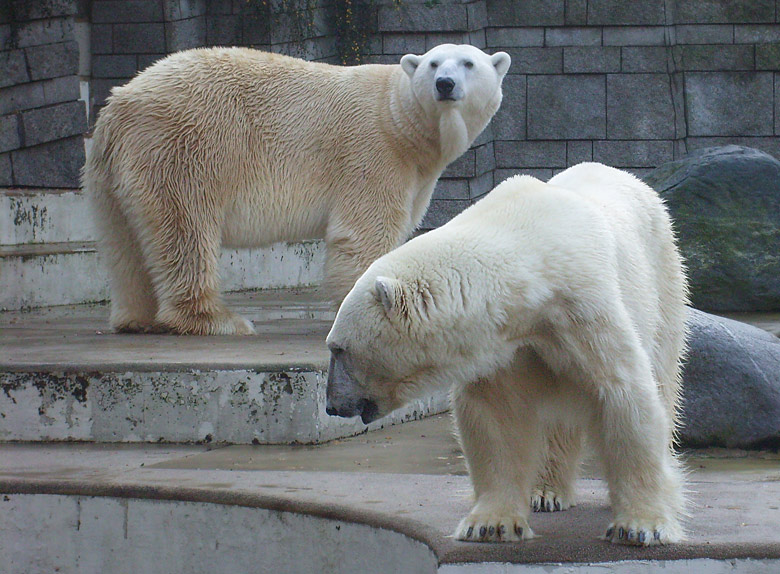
xmin=436 ymin=77 xmax=456 ymax=96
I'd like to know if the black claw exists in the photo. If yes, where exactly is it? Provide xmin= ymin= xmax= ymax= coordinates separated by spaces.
xmin=605 ymin=527 xmax=614 ymax=539
xmin=618 ymin=527 xmax=625 ymax=540
xmin=554 ymin=500 xmax=561 ymax=511
xmin=498 ymin=525 xmax=506 ymax=538
xmin=627 ymin=529 xmax=635 ymax=541
xmin=515 ymin=525 xmax=524 ymax=537
xmin=638 ymin=531 xmax=647 ymax=544
xmin=546 ymin=500 xmax=552 ymax=512
xmin=466 ymin=526 xmax=473 ymax=538
xmin=488 ymin=526 xmax=495 ymax=536
xmin=653 ymin=530 xmax=661 ymax=541
xmin=532 ymin=500 xmax=539 ymax=511
xmin=479 ymin=526 xmax=487 ymax=538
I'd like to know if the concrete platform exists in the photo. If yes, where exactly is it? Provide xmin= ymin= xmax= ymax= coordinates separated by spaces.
xmin=2 ymin=414 xmax=779 ymax=573
xmin=0 ymin=289 xmax=447 ymax=443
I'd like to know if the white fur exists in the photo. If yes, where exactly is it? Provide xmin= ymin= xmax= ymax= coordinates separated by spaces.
xmin=327 ymin=163 xmax=689 ymax=545
xmin=84 ymin=45 xmax=509 ymax=335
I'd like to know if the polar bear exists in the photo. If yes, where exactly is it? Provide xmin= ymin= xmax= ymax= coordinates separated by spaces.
xmin=326 ymin=163 xmax=689 ymax=546
xmin=84 ymin=44 xmax=510 ymax=335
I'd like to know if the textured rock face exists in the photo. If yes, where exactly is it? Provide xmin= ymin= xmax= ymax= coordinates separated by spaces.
xmin=644 ymin=146 xmax=780 ymax=312
xmin=679 ymin=308 xmax=780 ymax=449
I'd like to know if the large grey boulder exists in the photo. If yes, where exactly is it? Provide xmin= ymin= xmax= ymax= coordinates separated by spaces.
xmin=679 ymin=308 xmax=780 ymax=449
xmin=644 ymin=146 xmax=780 ymax=312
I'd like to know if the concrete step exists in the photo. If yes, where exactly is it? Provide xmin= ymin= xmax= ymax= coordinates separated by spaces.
xmin=0 ymin=188 xmax=94 ymax=246
xmin=0 ymin=239 xmax=326 ymax=310
xmin=2 ymin=416 xmax=779 ymax=573
xmin=0 ymin=289 xmax=448 ymax=444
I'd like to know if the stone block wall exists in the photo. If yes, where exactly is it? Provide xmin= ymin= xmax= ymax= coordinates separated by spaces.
xmin=2 ymin=0 xmax=780 ymax=226
xmin=0 ymin=1 xmax=89 ymax=188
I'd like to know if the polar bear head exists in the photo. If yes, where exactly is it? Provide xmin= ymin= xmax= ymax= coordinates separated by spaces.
xmin=400 ymin=44 xmax=511 ymax=111
xmin=325 ymin=229 xmax=518 ymax=424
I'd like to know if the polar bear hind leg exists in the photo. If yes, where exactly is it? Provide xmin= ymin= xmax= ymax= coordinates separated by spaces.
xmin=532 ymin=423 xmax=584 ymax=512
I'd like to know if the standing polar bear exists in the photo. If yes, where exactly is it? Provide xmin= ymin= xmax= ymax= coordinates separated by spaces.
xmin=84 ymin=44 xmax=510 ymax=335
xmin=326 ymin=163 xmax=689 ymax=545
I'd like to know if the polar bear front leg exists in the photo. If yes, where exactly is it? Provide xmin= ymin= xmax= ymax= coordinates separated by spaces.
xmin=451 ymin=377 xmax=542 ymax=543
xmin=585 ymin=323 xmax=685 ymax=545
xmin=532 ymin=423 xmax=583 ymax=513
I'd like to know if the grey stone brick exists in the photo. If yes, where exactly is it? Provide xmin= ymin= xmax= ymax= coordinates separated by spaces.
xmin=92 ymin=54 xmax=138 ymax=78
xmin=564 ymin=46 xmax=620 ymax=73
xmin=378 ymin=3 xmax=468 ymax=33
xmin=565 ymin=0 xmax=587 ymax=26
xmin=607 ymin=73 xmax=676 ymax=139
xmin=11 ymin=0 xmax=77 ymax=20
xmin=467 ymin=1 xmax=488 ymax=32
xmin=0 ymin=82 xmax=46 ymax=115
xmin=164 ymin=0 xmax=208 ymax=20
xmin=113 ymin=23 xmax=166 ymax=53
xmin=734 ymin=25 xmax=780 ymax=43
xmin=777 ymin=74 xmax=780 ymax=135
xmin=486 ymin=0 xmax=564 ymax=27
xmin=469 ymin=170 xmax=494 ymax=198
xmin=241 ymin=12 xmax=271 ymax=45
xmin=22 ymin=100 xmax=88 ymax=147
xmin=42 ymin=75 xmax=80 ymax=105
xmin=11 ymin=135 xmax=85 ymax=187
xmin=91 ymin=78 xmax=126 ymax=106
xmin=674 ymin=24 xmax=734 ymax=44
xmin=207 ymin=15 xmax=241 ymax=46
xmin=603 ymin=26 xmax=666 ymax=46
xmin=90 ymin=24 xmax=113 ymax=54
xmin=0 ymin=23 xmax=10 ymax=48
xmin=468 ymin=28 xmax=487 ymax=49
xmin=527 ymin=74 xmax=606 ymax=139
xmin=0 ymin=152 xmax=12 ymax=186
xmin=586 ymin=0 xmax=665 ymax=26
xmin=14 ymin=17 xmax=75 ymax=48
xmin=420 ymin=198 xmax=470 ymax=229
xmin=566 ymin=140 xmax=592 ymax=165
xmin=0 ymin=50 xmax=29 ymax=88
xmin=25 ymin=41 xmax=79 ymax=80
xmin=495 ymin=140 xmax=566 ymax=168
xmin=425 ymin=33 xmax=470 ymax=50
xmin=137 ymin=54 xmax=166 ymax=71
xmin=485 ymin=27 xmax=544 ymax=48
xmin=674 ymin=44 xmax=754 ymax=71
xmin=491 ymin=74 xmax=526 ymax=140
xmin=475 ymin=141 xmax=495 ymax=175
xmin=504 ymin=47 xmax=562 ymax=73
xmin=443 ymin=149 xmax=476 ymax=178
xmin=756 ymin=44 xmax=780 ymax=70
xmin=593 ymin=140 xmax=673 ymax=167
xmin=685 ymin=136 xmax=780 ymax=159
xmin=685 ymin=72 xmax=774 ymax=136
xmin=433 ymin=178 xmax=469 ymax=200
xmin=382 ymin=34 xmax=426 ymax=55
xmin=675 ymin=0 xmax=774 ymax=24
xmin=0 ymin=3 xmax=9 ymax=25
xmin=621 ymin=46 xmax=668 ymax=72
xmin=495 ymin=167 xmax=553 ymax=182
xmin=92 ymin=1 xmax=163 ymax=23
xmin=166 ymin=15 xmax=207 ymax=51
xmin=0 ymin=114 xmax=20 ymax=153
xmin=670 ymin=72 xmax=687 ymax=138
xmin=208 ymin=0 xmax=232 ymax=15
xmin=545 ymin=27 xmax=601 ymax=46
xmin=271 ymin=8 xmax=329 ymax=45
xmin=473 ymin=123 xmax=494 ymax=147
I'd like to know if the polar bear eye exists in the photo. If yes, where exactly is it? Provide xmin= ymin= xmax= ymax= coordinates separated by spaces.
xmin=430 ymin=61 xmax=438 ymax=69
xmin=464 ymin=60 xmax=474 ymax=69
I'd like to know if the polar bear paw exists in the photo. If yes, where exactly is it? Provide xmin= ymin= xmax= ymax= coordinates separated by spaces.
xmin=603 ymin=518 xmax=683 ymax=546
xmin=531 ymin=488 xmax=574 ymax=512
xmin=455 ymin=511 xmax=533 ymax=543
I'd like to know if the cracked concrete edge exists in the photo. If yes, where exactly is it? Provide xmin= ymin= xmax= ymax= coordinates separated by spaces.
xmin=3 ymin=477 xmax=779 ymax=566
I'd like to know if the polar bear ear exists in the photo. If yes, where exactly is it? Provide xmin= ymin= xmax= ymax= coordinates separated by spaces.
xmin=491 ymin=52 xmax=511 ymax=78
xmin=400 ymin=54 xmax=421 ymax=78
xmin=374 ymin=276 xmax=402 ymax=315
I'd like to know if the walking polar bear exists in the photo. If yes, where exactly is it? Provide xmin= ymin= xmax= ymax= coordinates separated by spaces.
xmin=84 ymin=44 xmax=510 ymax=335
xmin=326 ymin=163 xmax=689 ymax=545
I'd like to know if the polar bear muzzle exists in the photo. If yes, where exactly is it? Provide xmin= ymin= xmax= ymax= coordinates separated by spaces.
xmin=326 ymin=350 xmax=380 ymax=424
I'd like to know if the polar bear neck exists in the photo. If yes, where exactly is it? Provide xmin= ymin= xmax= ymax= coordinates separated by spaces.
xmin=388 ymin=70 xmax=470 ymax=172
